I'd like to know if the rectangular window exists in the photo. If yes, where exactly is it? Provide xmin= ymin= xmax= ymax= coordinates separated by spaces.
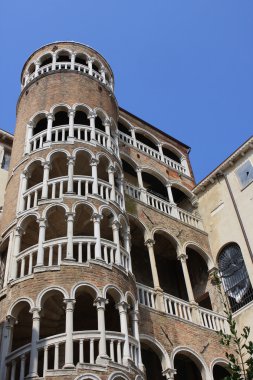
xmin=1 ymin=149 xmax=11 ymax=170
xmin=236 ymin=160 xmax=253 ymax=188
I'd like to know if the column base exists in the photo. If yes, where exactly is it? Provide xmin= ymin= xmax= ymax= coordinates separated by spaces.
xmin=43 ymin=141 xmax=52 ymax=148
xmin=67 ymin=136 xmax=75 ymax=143
xmin=63 ymin=363 xmax=75 ymax=369
xmin=63 ymin=257 xmax=76 ymax=262
xmin=25 ymin=374 xmax=39 ymax=379
xmin=95 ymin=355 xmax=110 ymax=365
xmin=64 ymin=191 xmax=76 ymax=195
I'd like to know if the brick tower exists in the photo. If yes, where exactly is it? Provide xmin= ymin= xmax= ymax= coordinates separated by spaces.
xmin=0 ymin=42 xmax=231 ymax=380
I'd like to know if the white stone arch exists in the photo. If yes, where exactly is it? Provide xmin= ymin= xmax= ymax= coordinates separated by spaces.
xmin=36 ymin=285 xmax=69 ymax=308
xmin=183 ymin=241 xmax=214 ymax=270
xmin=108 ymin=372 xmax=130 ymax=380
xmin=74 ymin=375 xmax=101 ymax=380
xmin=134 ymin=127 xmax=160 ymax=146
xmin=135 ymin=376 xmax=144 ymax=380
xmin=151 ymin=227 xmax=181 ymax=251
xmin=114 ymin=161 xmax=124 ymax=179
xmin=73 ymin=146 xmax=95 ymax=160
xmin=24 ymin=157 xmax=45 ymax=172
xmin=29 ymin=110 xmax=49 ymax=125
xmin=141 ymin=165 xmax=168 ymax=186
xmin=102 ymin=284 xmax=124 ymax=302
xmin=118 ymin=213 xmax=129 ymax=230
xmin=98 ymin=204 xmax=118 ymax=222
xmin=96 ymin=151 xmax=113 ymax=168
xmin=17 ymin=211 xmax=40 ymax=228
xmin=42 ymin=202 xmax=69 ymax=219
xmin=118 ymin=115 xmax=134 ymax=131
xmin=46 ymin=148 xmax=71 ymax=162
xmin=70 ymin=281 xmax=101 ymax=299
xmin=38 ymin=51 xmax=54 ymax=66
xmin=140 ymin=334 xmax=172 ymax=370
xmin=7 ymin=297 xmax=35 ymax=317
xmin=110 ymin=117 xmax=118 ymax=136
xmin=210 ymin=357 xmax=230 ymax=375
xmin=74 ymin=51 xmax=91 ymax=63
xmin=161 ymin=141 xmax=184 ymax=160
xmin=55 ymin=48 xmax=73 ymax=60
xmin=72 ymin=199 xmax=97 ymax=215
xmin=125 ymin=291 xmax=138 ymax=310
xmin=120 ymin=152 xmax=139 ymax=171
xmin=72 ymin=102 xmax=92 ymax=115
xmin=169 ymin=180 xmax=194 ymax=200
xmin=128 ymin=212 xmax=151 ymax=241
xmin=94 ymin=107 xmax=109 ymax=123
xmin=92 ymin=58 xmax=103 ymax=72
xmin=50 ymin=102 xmax=71 ymax=114
xmin=171 ymin=346 xmax=211 ymax=380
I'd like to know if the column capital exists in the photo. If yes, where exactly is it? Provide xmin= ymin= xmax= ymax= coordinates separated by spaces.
xmin=107 ymin=165 xmax=116 ymax=173
xmin=157 ymin=142 xmax=163 ymax=148
xmin=91 ymin=213 xmax=103 ymax=223
xmin=6 ymin=314 xmax=16 ymax=327
xmin=35 ymin=59 xmax=41 ymax=65
xmin=116 ymin=301 xmax=130 ymax=313
xmin=163 ymin=368 xmax=177 ymax=379
xmin=65 ymin=212 xmax=75 ymax=221
xmin=68 ymin=109 xmax=75 ymax=117
xmin=145 ymin=239 xmax=155 ymax=248
xmin=104 ymin=118 xmax=111 ymax=127
xmin=64 ymin=298 xmax=76 ymax=310
xmin=165 ymin=182 xmax=172 ymax=188
xmin=67 ymin=156 xmax=75 ymax=164
xmin=129 ymin=310 xmax=139 ymax=321
xmin=136 ymin=167 xmax=142 ymax=173
xmin=90 ymin=157 xmax=99 ymax=166
xmin=47 ymin=113 xmax=54 ymax=121
xmin=88 ymin=110 xmax=97 ymax=119
xmin=30 ymin=307 xmax=41 ymax=319
xmin=27 ymin=120 xmax=34 ymax=127
xmin=42 ymin=160 xmax=50 ymax=168
xmin=177 ymin=253 xmax=188 ymax=262
xmin=94 ymin=296 xmax=108 ymax=309
xmin=22 ymin=169 xmax=30 ymax=179
xmin=87 ymin=57 xmax=95 ymax=63
xmin=112 ymin=220 xmax=121 ymax=230
xmin=15 ymin=226 xmax=24 ymax=236
xmin=37 ymin=217 xmax=47 ymax=228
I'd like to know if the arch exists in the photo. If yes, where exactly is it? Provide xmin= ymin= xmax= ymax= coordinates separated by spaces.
xmin=24 ymin=157 xmax=44 ymax=172
xmin=42 ymin=202 xmax=69 ymax=219
xmin=94 ymin=107 xmax=109 ymax=123
xmin=17 ymin=211 xmax=40 ymax=228
xmin=31 ymin=112 xmax=48 ymax=136
xmin=74 ymin=52 xmax=89 ymax=66
xmin=125 ymin=291 xmax=138 ymax=310
xmin=39 ymin=52 xmax=53 ymax=67
xmin=120 ymin=152 xmax=139 ymax=170
xmin=28 ymin=62 xmax=35 ymax=75
xmin=129 ymin=213 xmax=151 ymax=241
xmin=71 ymin=281 xmax=100 ymax=299
xmin=92 ymin=59 xmax=102 ymax=73
xmin=135 ymin=127 xmax=160 ymax=146
xmin=96 ymin=151 xmax=113 ymax=167
xmin=141 ymin=166 xmax=168 ymax=187
xmin=72 ymin=200 xmax=97 ymax=215
xmin=29 ymin=110 xmax=49 ymax=124
xmin=140 ymin=334 xmax=171 ymax=370
xmin=55 ymin=49 xmax=72 ymax=61
xmin=183 ymin=242 xmax=214 ymax=269
xmin=10 ymin=299 xmax=33 ymax=351
xmin=73 ymin=147 xmax=94 ymax=160
xmin=50 ymin=103 xmax=71 ymax=114
xmin=102 ymin=284 xmax=124 ymax=302
xmin=73 ymin=103 xmax=92 ymax=115
xmin=108 ymin=372 xmax=130 ymax=380
xmin=74 ymin=375 xmax=101 ymax=380
xmin=151 ymin=227 xmax=180 ymax=249
xmin=169 ymin=181 xmax=194 ymax=200
xmin=161 ymin=142 xmax=184 ymax=159
xmin=99 ymin=204 xmax=118 ymax=221
xmin=8 ymin=297 xmax=34 ymax=317
xmin=36 ymin=285 xmax=69 ymax=308
xmin=172 ymin=346 xmax=210 ymax=380
xmin=46 ymin=147 xmax=70 ymax=162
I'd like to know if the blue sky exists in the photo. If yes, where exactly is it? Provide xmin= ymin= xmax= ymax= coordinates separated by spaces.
xmin=1 ymin=1 xmax=252 ymax=182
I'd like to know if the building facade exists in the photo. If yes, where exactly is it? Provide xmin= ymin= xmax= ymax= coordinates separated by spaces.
xmin=0 ymin=42 xmax=232 ymax=380
xmin=0 ymin=129 xmax=13 ymax=211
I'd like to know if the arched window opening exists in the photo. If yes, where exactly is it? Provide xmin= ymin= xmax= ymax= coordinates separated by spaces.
xmin=40 ymin=54 xmax=53 ymax=67
xmin=142 ymin=172 xmax=167 ymax=199
xmin=56 ymin=51 xmax=71 ymax=62
xmin=141 ymin=344 xmax=164 ymax=380
xmin=163 ymin=146 xmax=181 ymax=163
xmin=74 ymin=151 xmax=92 ymax=177
xmin=11 ymin=301 xmax=32 ymax=351
xmin=218 ymin=243 xmax=253 ymax=313
xmin=97 ymin=155 xmax=110 ymax=183
xmin=75 ymin=54 xmax=87 ymax=66
xmin=100 ymin=209 xmax=114 ymax=242
xmin=122 ymin=159 xmax=138 ymax=187
xmin=0 ymin=238 xmax=8 ymax=290
xmin=33 ymin=116 xmax=47 ymax=136
xmin=187 ymin=247 xmax=211 ymax=310
xmin=154 ymin=232 xmax=188 ymax=300
xmin=28 ymin=63 xmax=35 ymax=75
xmin=114 ymin=166 xmax=122 ymax=191
xmin=129 ymin=218 xmax=153 ymax=287
xmin=74 ymin=110 xmax=89 ymax=126
xmin=118 ymin=122 xmax=131 ymax=136
xmin=73 ymin=204 xmax=94 ymax=261
xmin=171 ymin=187 xmax=192 ymax=212
xmin=53 ymin=110 xmax=69 ymax=127
xmin=135 ymin=132 xmax=158 ymax=151
xmin=46 ymin=206 xmax=67 ymax=241
xmin=74 ymin=289 xmax=97 ymax=331
xmin=49 ymin=152 xmax=68 ymax=180
xmin=126 ymin=296 xmax=135 ymax=337
xmin=174 ymin=353 xmax=202 ymax=380
xmin=105 ymin=292 xmax=121 ymax=332
xmin=93 ymin=62 xmax=100 ymax=73
xmin=213 ymin=364 xmax=231 ymax=379
xmin=95 ymin=116 xmax=105 ymax=132
xmin=20 ymin=215 xmax=39 ymax=253
xmin=27 ymin=161 xmax=43 ymax=190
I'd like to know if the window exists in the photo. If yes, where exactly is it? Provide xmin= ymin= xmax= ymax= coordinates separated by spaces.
xmin=236 ymin=160 xmax=253 ymax=188
xmin=1 ymin=149 xmax=11 ymax=170
xmin=218 ymin=243 xmax=253 ymax=312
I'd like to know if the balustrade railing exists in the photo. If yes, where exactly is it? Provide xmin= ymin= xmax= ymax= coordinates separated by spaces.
xmin=28 ymin=124 xmax=118 ymax=156
xmin=125 ymin=182 xmax=203 ymax=230
xmin=15 ymin=237 xmax=131 ymax=280
xmin=5 ymin=331 xmax=139 ymax=378
xmin=24 ymin=62 xmax=113 ymax=90
xmin=119 ymin=131 xmax=187 ymax=174
xmin=22 ymin=175 xmax=123 ymax=211
xmin=137 ymin=283 xmax=228 ymax=333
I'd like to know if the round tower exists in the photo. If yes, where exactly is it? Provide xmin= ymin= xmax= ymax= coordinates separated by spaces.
xmin=0 ymin=42 xmax=142 ymax=380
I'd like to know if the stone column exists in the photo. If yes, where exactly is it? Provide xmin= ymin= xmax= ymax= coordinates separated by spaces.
xmin=178 ymin=253 xmax=195 ymax=302
xmin=66 ymin=212 xmax=75 ymax=261
xmin=90 ymin=158 xmax=99 ymax=195
xmin=94 ymin=297 xmax=109 ymax=364
xmin=36 ymin=218 xmax=47 ymax=267
xmin=104 ymin=119 xmax=112 ymax=149
xmin=136 ymin=168 xmax=147 ymax=203
xmin=41 ymin=161 xmax=50 ymax=199
xmin=117 ymin=301 xmax=131 ymax=365
xmin=157 ymin=143 xmax=165 ymax=162
xmin=87 ymin=57 xmax=94 ymax=75
xmin=27 ymin=308 xmax=41 ymax=378
xmin=92 ymin=213 xmax=103 ymax=259
xmin=68 ymin=109 xmax=75 ymax=141
xmin=88 ymin=111 xmax=96 ymax=141
xmin=19 ymin=354 xmax=26 ymax=380
xmin=35 ymin=60 xmax=40 ymax=77
xmin=46 ymin=113 xmax=54 ymax=144
xmin=71 ymin=52 xmax=76 ymax=70
xmin=52 ymin=52 xmax=57 ymax=70
xmin=63 ymin=299 xmax=75 ymax=369
xmin=180 ymin=156 xmax=190 ymax=175
xmin=166 ymin=184 xmax=174 ymax=203
xmin=100 ymin=66 xmax=106 ymax=83
xmin=25 ymin=122 xmax=34 ymax=154
xmin=130 ymin=311 xmax=144 ymax=371
xmin=67 ymin=156 xmax=75 ymax=194
xmin=112 ymin=221 xmax=121 ymax=265
xmin=19 ymin=170 xmax=29 ymax=212
xmin=11 ymin=227 xmax=23 ymax=280
xmin=163 ymin=368 xmax=177 ymax=379
xmin=0 ymin=315 xmax=15 ymax=380
xmin=130 ymin=128 xmax=137 ymax=147
xmin=108 ymin=165 xmax=116 ymax=201
xmin=123 ymin=231 xmax=132 ymax=272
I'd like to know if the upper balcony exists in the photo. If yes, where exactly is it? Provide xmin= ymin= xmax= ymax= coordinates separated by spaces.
xmin=21 ymin=48 xmax=114 ymax=92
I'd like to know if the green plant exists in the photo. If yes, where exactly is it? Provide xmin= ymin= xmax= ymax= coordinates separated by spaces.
xmin=212 ymin=272 xmax=253 ymax=380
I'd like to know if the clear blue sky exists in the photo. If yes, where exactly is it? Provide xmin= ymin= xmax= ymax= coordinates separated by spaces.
xmin=1 ymin=1 xmax=252 ymax=182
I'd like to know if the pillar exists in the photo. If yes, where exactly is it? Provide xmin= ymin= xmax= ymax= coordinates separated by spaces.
xmin=180 ymin=156 xmax=190 ymax=175
xmin=136 ymin=168 xmax=147 ymax=203
xmin=71 ymin=52 xmax=76 ymax=70
xmin=11 ymin=227 xmax=23 ymax=280
xmin=112 ymin=221 xmax=121 ymax=265
xmin=130 ymin=128 xmax=137 ymax=147
xmin=36 ymin=218 xmax=47 ymax=267
xmin=94 ymin=297 xmax=109 ymax=363
xmin=63 ymin=299 xmax=75 ymax=369
xmin=130 ymin=311 xmax=144 ymax=370
xmin=117 ymin=301 xmax=131 ymax=365
xmin=25 ymin=122 xmax=34 ymax=154
xmin=88 ymin=111 xmax=96 ymax=140
xmin=41 ymin=161 xmax=50 ymax=199
xmin=123 ymin=231 xmax=132 ymax=272
xmin=19 ymin=170 xmax=29 ymax=212
xmin=92 ymin=213 xmax=102 ymax=259
xmin=157 ymin=143 xmax=165 ymax=162
xmin=52 ymin=52 xmax=56 ymax=70
xmin=108 ymin=165 xmax=116 ymax=201
xmin=35 ymin=60 xmax=40 ymax=77
xmin=68 ymin=109 xmax=75 ymax=141
xmin=166 ymin=184 xmax=175 ymax=203
xmin=104 ymin=119 xmax=112 ymax=149
xmin=100 ymin=66 xmax=106 ymax=83
xmin=27 ymin=308 xmax=41 ymax=378
xmin=66 ymin=212 xmax=75 ymax=261
xmin=90 ymin=158 xmax=99 ymax=195
xmin=178 ymin=253 xmax=195 ymax=302
xmin=88 ymin=57 xmax=94 ymax=76
xmin=67 ymin=156 xmax=75 ymax=193
xmin=46 ymin=113 xmax=54 ymax=144
xmin=0 ymin=316 xmax=15 ymax=380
